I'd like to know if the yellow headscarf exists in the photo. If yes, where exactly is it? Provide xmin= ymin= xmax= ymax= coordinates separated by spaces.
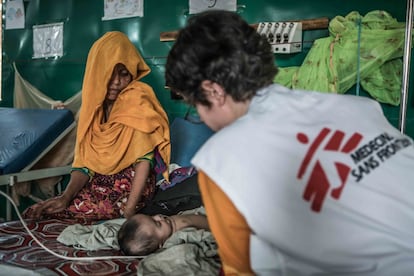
xmin=73 ymin=31 xmax=170 ymax=179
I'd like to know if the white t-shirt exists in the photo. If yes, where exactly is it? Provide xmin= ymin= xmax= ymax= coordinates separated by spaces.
xmin=192 ymin=84 xmax=414 ymax=275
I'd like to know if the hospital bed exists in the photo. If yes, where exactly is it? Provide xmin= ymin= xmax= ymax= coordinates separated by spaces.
xmin=0 ymin=107 xmax=76 ymax=221
xmin=0 ymin=114 xmax=219 ymax=275
xmin=0 ymin=217 xmax=140 ymax=276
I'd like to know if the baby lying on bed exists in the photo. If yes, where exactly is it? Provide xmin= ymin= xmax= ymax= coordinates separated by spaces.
xmin=58 ymin=206 xmax=220 ymax=275
xmin=117 ymin=211 xmax=209 ymax=255
xmin=118 ymin=208 xmax=221 ymax=275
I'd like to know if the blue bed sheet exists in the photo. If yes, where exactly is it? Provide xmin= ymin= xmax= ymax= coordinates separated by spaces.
xmin=0 ymin=108 xmax=75 ymax=175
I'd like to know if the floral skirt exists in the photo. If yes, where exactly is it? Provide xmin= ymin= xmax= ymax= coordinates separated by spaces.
xmin=23 ymin=165 xmax=156 ymax=223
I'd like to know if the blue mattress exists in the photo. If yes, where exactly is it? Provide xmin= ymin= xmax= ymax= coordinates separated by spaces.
xmin=0 ymin=107 xmax=75 ymax=174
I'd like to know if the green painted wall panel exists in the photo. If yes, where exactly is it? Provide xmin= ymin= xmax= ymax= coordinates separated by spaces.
xmin=2 ymin=0 xmax=411 ymax=123
xmin=1 ymin=0 xmax=413 ymax=219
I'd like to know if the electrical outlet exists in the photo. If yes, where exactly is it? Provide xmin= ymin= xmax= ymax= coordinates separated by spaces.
xmin=257 ymin=21 xmax=302 ymax=54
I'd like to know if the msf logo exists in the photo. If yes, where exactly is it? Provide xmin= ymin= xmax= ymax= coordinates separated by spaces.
xmin=297 ymin=128 xmax=363 ymax=212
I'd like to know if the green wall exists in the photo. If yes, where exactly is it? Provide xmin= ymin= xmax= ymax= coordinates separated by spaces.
xmin=1 ymin=0 xmax=412 ymax=128
xmin=1 ymin=0 xmax=412 ymax=219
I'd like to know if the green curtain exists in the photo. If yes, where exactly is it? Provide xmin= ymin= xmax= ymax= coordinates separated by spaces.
xmin=275 ymin=10 xmax=407 ymax=106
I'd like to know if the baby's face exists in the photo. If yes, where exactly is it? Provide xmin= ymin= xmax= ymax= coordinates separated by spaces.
xmin=134 ymin=214 xmax=173 ymax=245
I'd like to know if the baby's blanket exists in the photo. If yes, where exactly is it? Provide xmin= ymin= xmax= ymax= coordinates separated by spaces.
xmin=137 ymin=228 xmax=220 ymax=276
xmin=56 ymin=207 xmax=207 ymax=251
xmin=56 ymin=206 xmax=219 ymax=275
xmin=57 ymin=218 xmax=125 ymax=250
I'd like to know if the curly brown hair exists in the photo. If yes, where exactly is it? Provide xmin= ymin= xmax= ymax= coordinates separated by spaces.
xmin=165 ymin=10 xmax=278 ymax=107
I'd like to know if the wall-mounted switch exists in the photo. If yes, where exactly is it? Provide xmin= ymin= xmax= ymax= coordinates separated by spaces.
xmin=257 ymin=21 xmax=302 ymax=54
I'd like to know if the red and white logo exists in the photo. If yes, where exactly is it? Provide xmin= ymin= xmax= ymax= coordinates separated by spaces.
xmin=296 ymin=128 xmax=363 ymax=212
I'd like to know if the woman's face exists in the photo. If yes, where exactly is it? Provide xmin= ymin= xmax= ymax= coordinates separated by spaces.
xmin=106 ymin=63 xmax=132 ymax=101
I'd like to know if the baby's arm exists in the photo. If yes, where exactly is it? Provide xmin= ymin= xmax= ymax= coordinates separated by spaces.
xmin=169 ymin=214 xmax=210 ymax=233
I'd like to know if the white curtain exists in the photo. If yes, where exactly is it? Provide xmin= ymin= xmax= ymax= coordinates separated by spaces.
xmin=12 ymin=62 xmax=81 ymax=203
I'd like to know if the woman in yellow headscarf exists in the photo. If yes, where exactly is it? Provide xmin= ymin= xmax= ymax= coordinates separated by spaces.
xmin=23 ymin=31 xmax=170 ymax=221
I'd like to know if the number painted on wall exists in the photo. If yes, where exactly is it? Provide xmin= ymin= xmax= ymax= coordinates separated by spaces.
xmin=32 ymin=22 xmax=64 ymax=59
xmin=189 ymin=0 xmax=237 ymax=14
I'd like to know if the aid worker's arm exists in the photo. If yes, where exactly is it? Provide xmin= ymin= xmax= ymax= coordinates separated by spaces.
xmin=197 ymin=171 xmax=254 ymax=276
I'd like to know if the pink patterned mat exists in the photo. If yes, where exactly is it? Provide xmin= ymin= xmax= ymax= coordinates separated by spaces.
xmin=0 ymin=218 xmax=139 ymax=275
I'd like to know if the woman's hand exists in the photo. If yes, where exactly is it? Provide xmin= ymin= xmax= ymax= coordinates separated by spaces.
xmin=24 ymin=170 xmax=90 ymax=219
xmin=123 ymin=160 xmax=151 ymax=219
xmin=27 ymin=194 xmax=71 ymax=219
xmin=123 ymin=204 xmax=136 ymax=219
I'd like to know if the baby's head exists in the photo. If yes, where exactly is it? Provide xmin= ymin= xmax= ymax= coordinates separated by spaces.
xmin=117 ymin=214 xmax=173 ymax=256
